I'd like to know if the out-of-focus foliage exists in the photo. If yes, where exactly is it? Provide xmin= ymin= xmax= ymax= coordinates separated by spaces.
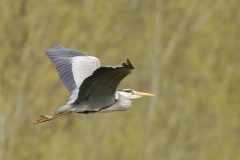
xmin=0 ymin=0 xmax=240 ymax=159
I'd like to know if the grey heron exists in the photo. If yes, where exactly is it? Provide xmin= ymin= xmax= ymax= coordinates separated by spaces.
xmin=34 ymin=42 xmax=154 ymax=124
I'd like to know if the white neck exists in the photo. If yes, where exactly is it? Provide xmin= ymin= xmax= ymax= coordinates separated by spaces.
xmin=99 ymin=91 xmax=132 ymax=113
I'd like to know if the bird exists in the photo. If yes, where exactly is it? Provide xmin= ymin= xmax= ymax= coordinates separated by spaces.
xmin=34 ymin=42 xmax=155 ymax=124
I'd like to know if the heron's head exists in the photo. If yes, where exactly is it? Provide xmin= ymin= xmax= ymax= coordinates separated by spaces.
xmin=118 ymin=89 xmax=155 ymax=100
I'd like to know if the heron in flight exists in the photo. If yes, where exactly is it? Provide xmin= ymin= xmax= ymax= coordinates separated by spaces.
xmin=34 ymin=43 xmax=154 ymax=124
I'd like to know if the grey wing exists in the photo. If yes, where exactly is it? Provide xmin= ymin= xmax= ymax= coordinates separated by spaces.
xmin=44 ymin=42 xmax=100 ymax=99
xmin=74 ymin=59 xmax=135 ymax=108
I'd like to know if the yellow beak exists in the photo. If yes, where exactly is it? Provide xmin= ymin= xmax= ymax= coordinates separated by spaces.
xmin=133 ymin=91 xmax=155 ymax=97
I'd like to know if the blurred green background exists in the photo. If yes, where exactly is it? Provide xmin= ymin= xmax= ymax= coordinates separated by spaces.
xmin=0 ymin=0 xmax=240 ymax=159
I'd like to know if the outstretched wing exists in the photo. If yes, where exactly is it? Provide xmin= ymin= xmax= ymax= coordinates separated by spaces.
xmin=74 ymin=59 xmax=135 ymax=107
xmin=44 ymin=42 xmax=100 ymax=95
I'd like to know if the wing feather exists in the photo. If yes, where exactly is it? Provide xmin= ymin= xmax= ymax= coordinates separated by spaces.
xmin=74 ymin=59 xmax=134 ymax=107
xmin=44 ymin=42 xmax=100 ymax=95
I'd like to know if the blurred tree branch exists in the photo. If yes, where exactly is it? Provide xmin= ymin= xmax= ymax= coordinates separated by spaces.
xmin=147 ymin=0 xmax=227 ymax=122
xmin=191 ymin=0 xmax=226 ymax=33
xmin=0 ymin=115 xmax=5 ymax=160
xmin=147 ymin=0 xmax=199 ymax=122
xmin=147 ymin=0 xmax=162 ymax=122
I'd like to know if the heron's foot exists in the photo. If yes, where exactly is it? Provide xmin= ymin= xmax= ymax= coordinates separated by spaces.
xmin=33 ymin=111 xmax=72 ymax=125
xmin=33 ymin=115 xmax=54 ymax=125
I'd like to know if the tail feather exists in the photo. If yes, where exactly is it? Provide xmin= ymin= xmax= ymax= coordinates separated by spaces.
xmin=52 ymin=105 xmax=71 ymax=113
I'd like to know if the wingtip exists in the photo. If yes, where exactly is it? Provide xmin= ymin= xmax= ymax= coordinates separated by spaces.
xmin=122 ymin=59 xmax=134 ymax=69
xmin=50 ymin=42 xmax=66 ymax=49
xmin=125 ymin=59 xmax=135 ymax=69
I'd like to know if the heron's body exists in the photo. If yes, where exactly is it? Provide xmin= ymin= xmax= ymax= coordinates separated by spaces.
xmin=34 ymin=43 xmax=154 ymax=124
xmin=65 ymin=91 xmax=132 ymax=113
